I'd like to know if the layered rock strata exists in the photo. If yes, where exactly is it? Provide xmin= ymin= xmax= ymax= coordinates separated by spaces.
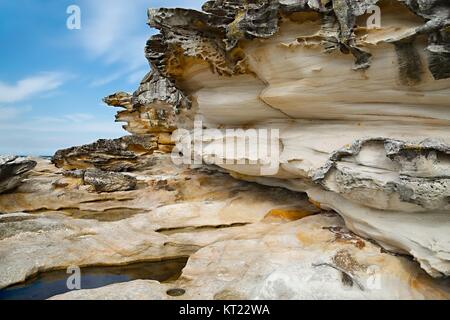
xmin=0 ymin=156 xmax=36 ymax=194
xmin=1 ymin=156 xmax=449 ymax=299
xmin=53 ymin=212 xmax=450 ymax=300
xmin=52 ymin=134 xmax=173 ymax=172
xmin=102 ymin=0 xmax=450 ymax=277
xmin=79 ymin=169 xmax=137 ymax=192
xmin=1 ymin=0 xmax=449 ymax=300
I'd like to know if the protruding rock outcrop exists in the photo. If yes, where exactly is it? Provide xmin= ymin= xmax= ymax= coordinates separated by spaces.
xmin=0 ymin=156 xmax=36 ymax=194
xmin=103 ymin=92 xmax=179 ymax=135
xmin=99 ymin=0 xmax=450 ymax=277
xmin=52 ymin=135 xmax=173 ymax=172
xmin=63 ymin=169 xmax=137 ymax=193
xmin=82 ymin=169 xmax=137 ymax=192
xmin=3 ymin=0 xmax=448 ymax=301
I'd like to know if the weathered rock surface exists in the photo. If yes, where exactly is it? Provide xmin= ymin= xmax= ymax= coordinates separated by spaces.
xmin=2 ymin=0 xmax=449 ymax=301
xmin=98 ymin=0 xmax=450 ymax=278
xmin=104 ymin=91 xmax=179 ymax=136
xmin=0 ymin=156 xmax=36 ymax=194
xmin=0 ymin=155 xmax=448 ymax=300
xmin=52 ymin=213 xmax=450 ymax=300
xmin=52 ymin=135 xmax=172 ymax=172
xmin=82 ymin=169 xmax=137 ymax=192
xmin=0 ymin=155 xmax=319 ymax=290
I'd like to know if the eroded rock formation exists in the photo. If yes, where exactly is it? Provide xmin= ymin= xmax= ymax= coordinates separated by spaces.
xmin=81 ymin=169 xmax=137 ymax=192
xmin=99 ymin=0 xmax=450 ymax=278
xmin=1 ymin=156 xmax=449 ymax=300
xmin=1 ymin=0 xmax=449 ymax=300
xmin=52 ymin=212 xmax=450 ymax=300
xmin=0 ymin=156 xmax=36 ymax=194
xmin=52 ymin=134 xmax=173 ymax=171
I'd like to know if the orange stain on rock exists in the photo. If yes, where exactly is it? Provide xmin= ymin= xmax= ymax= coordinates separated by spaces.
xmin=308 ymin=199 xmax=322 ymax=210
xmin=264 ymin=208 xmax=314 ymax=222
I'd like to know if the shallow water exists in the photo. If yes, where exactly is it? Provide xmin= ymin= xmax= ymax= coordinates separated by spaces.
xmin=0 ymin=257 xmax=188 ymax=300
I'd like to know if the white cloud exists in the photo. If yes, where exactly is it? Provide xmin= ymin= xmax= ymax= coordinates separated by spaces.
xmin=0 ymin=0 xmax=206 ymax=156
xmin=64 ymin=113 xmax=95 ymax=122
xmin=0 ymin=105 xmax=33 ymax=121
xmin=0 ymin=123 xmax=126 ymax=156
xmin=127 ymin=70 xmax=147 ymax=85
xmin=0 ymin=114 xmax=125 ymax=155
xmin=0 ymin=73 xmax=67 ymax=103
xmin=89 ymin=72 xmax=123 ymax=87
xmin=90 ymin=68 xmax=147 ymax=88
xmin=79 ymin=0 xmax=149 ymax=69
xmin=34 ymin=113 xmax=96 ymax=124
xmin=78 ymin=0 xmax=204 ymax=87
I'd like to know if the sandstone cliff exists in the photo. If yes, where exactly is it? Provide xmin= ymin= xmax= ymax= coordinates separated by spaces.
xmin=1 ymin=0 xmax=449 ymax=300
xmin=103 ymin=0 xmax=450 ymax=277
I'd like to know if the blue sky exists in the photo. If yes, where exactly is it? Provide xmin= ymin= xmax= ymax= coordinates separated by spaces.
xmin=0 ymin=0 xmax=203 ymax=155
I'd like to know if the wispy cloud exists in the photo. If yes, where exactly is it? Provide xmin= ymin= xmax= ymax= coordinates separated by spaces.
xmin=0 ymin=0 xmax=206 ymax=156
xmin=127 ymin=70 xmax=147 ymax=85
xmin=0 ymin=105 xmax=33 ymax=121
xmin=78 ymin=0 xmax=204 ymax=87
xmin=34 ymin=113 xmax=95 ymax=124
xmin=0 ymin=113 xmax=125 ymax=155
xmin=0 ymin=73 xmax=68 ymax=103
xmin=90 ymin=68 xmax=148 ymax=88
xmin=64 ymin=113 xmax=96 ymax=123
xmin=89 ymin=71 xmax=123 ymax=87
xmin=79 ymin=0 xmax=150 ymax=76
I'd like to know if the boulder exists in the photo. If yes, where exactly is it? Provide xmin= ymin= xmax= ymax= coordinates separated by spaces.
xmin=0 ymin=156 xmax=36 ymax=194
xmin=82 ymin=169 xmax=137 ymax=192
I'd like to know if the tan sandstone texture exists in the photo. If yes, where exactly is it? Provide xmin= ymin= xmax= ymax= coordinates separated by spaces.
xmin=1 ymin=0 xmax=449 ymax=300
